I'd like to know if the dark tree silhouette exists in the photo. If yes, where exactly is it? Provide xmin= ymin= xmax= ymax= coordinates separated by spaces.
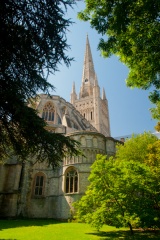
xmin=0 ymin=0 xmax=80 ymax=166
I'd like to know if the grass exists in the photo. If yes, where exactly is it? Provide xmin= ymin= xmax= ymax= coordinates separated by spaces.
xmin=0 ymin=219 xmax=159 ymax=240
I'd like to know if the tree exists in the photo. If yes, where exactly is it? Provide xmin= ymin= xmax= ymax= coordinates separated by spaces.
xmin=150 ymin=101 xmax=160 ymax=131
xmin=78 ymin=0 xmax=160 ymax=126
xmin=74 ymin=133 xmax=160 ymax=233
xmin=0 ymin=0 xmax=81 ymax=166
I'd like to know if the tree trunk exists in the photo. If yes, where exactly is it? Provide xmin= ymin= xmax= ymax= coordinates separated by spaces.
xmin=128 ymin=222 xmax=134 ymax=235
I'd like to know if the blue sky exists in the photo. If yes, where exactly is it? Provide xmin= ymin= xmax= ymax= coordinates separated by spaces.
xmin=47 ymin=2 xmax=158 ymax=138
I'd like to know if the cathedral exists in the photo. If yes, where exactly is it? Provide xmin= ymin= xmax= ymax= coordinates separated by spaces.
xmin=0 ymin=36 xmax=119 ymax=219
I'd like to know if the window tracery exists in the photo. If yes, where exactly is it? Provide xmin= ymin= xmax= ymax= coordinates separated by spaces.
xmin=65 ymin=168 xmax=78 ymax=193
xmin=42 ymin=102 xmax=54 ymax=121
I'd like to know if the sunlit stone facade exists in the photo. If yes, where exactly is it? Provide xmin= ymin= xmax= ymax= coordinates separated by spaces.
xmin=0 ymin=37 xmax=118 ymax=219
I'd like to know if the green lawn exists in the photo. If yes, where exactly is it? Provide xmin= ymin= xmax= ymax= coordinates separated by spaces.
xmin=0 ymin=220 xmax=159 ymax=240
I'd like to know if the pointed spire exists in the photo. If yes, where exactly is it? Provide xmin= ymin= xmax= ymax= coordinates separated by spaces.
xmin=82 ymin=35 xmax=96 ymax=86
xmin=102 ymin=88 xmax=106 ymax=100
xmin=70 ymin=81 xmax=77 ymax=104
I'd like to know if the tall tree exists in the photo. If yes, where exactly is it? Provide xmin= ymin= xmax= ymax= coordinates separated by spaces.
xmin=78 ymin=0 xmax=160 ymax=126
xmin=74 ymin=133 xmax=160 ymax=233
xmin=0 ymin=0 xmax=80 ymax=166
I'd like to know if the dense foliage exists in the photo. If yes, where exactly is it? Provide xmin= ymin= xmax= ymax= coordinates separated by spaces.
xmin=74 ymin=133 xmax=160 ymax=233
xmin=0 ymin=0 xmax=80 ymax=166
xmin=78 ymin=0 xmax=160 ymax=127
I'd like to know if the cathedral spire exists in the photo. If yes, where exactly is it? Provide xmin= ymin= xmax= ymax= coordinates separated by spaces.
xmin=80 ymin=35 xmax=97 ymax=98
xmin=82 ymin=35 xmax=96 ymax=86
xmin=72 ymin=36 xmax=111 ymax=137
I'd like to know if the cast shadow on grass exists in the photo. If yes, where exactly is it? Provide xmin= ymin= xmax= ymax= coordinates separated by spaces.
xmin=0 ymin=219 xmax=62 ymax=231
xmin=0 ymin=239 xmax=17 ymax=240
xmin=86 ymin=229 xmax=160 ymax=240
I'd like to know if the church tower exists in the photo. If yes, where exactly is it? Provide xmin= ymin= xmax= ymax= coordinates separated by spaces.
xmin=71 ymin=35 xmax=111 ymax=137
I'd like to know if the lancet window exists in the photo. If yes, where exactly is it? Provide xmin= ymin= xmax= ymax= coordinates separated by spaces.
xmin=65 ymin=168 xmax=78 ymax=193
xmin=33 ymin=172 xmax=46 ymax=197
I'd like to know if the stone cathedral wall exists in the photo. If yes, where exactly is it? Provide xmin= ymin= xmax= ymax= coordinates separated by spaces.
xmin=59 ymin=131 xmax=117 ymax=219
xmin=0 ymin=131 xmax=118 ymax=219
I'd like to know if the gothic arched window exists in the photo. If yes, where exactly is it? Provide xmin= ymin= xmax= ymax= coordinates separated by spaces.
xmin=65 ymin=168 xmax=78 ymax=193
xmin=42 ymin=102 xmax=54 ymax=122
xmin=33 ymin=172 xmax=46 ymax=197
